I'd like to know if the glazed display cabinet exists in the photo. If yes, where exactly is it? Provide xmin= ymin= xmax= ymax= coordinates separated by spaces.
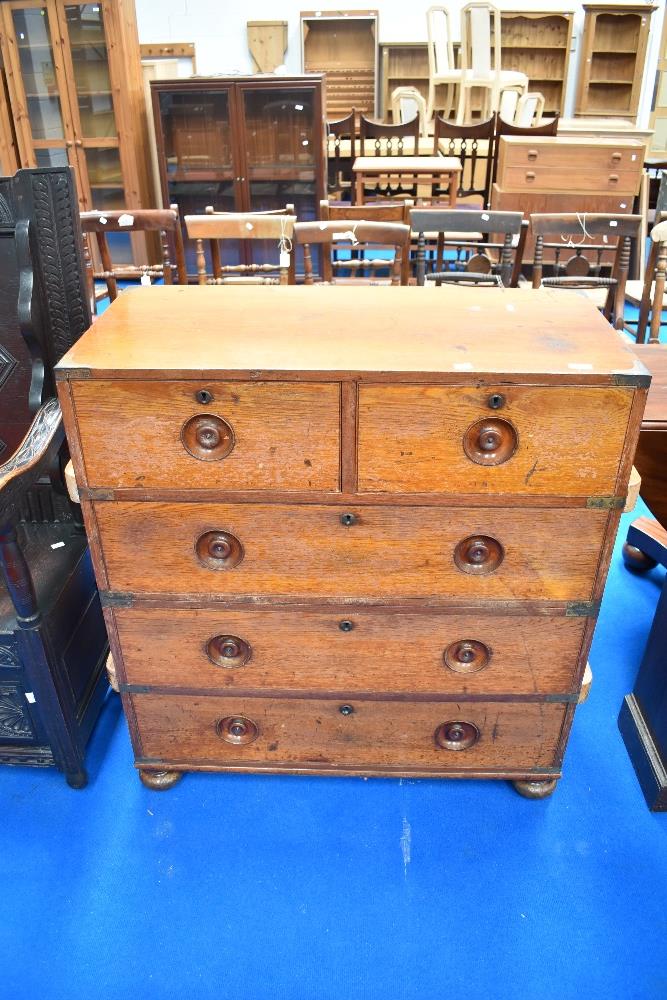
xmin=151 ymin=75 xmax=326 ymax=278
xmin=0 ymin=0 xmax=153 ymax=264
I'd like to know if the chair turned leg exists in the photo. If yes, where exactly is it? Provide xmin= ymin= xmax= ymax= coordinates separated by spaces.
xmin=512 ymin=778 xmax=559 ymax=799
xmin=139 ymin=769 xmax=183 ymax=790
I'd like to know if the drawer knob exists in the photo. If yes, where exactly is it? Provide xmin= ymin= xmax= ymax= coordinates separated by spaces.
xmin=463 ymin=417 xmax=517 ymax=466
xmin=435 ymin=720 xmax=480 ymax=751
xmin=611 ymin=152 xmax=622 ymax=163
xmin=527 ymin=149 xmax=538 ymax=160
xmin=181 ymin=414 xmax=235 ymax=461
xmin=195 ymin=530 xmax=244 ymax=570
xmin=454 ymin=534 xmax=504 ymax=574
xmin=525 ymin=171 xmax=535 ymax=181
xmin=340 ymin=512 xmax=357 ymax=527
xmin=216 ymin=715 xmax=258 ymax=745
xmin=443 ymin=639 xmax=491 ymax=673
xmin=609 ymin=174 xmax=619 ymax=183
xmin=206 ymin=634 xmax=251 ymax=668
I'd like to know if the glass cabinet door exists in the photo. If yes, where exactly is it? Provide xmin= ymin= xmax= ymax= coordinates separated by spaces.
xmin=1 ymin=1 xmax=75 ymax=170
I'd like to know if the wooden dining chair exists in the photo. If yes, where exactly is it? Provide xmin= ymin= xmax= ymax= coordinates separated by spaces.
xmin=184 ymin=212 xmax=297 ymax=285
xmin=628 ymin=217 xmax=667 ymax=344
xmin=320 ymin=198 xmax=414 ymax=283
xmin=80 ymin=206 xmax=187 ymax=304
xmin=411 ymin=208 xmax=526 ymax=287
xmin=294 ymin=220 xmax=410 ymax=286
xmin=433 ymin=113 xmax=495 ymax=207
xmin=326 ymin=110 xmax=356 ymax=200
xmin=530 ymin=213 xmax=642 ymax=330
xmin=358 ymin=114 xmax=421 ymax=200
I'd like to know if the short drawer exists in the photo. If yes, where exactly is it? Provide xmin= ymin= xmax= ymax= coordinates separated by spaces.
xmin=115 ymin=607 xmax=587 ymax=696
xmin=95 ymin=501 xmax=608 ymax=601
xmin=70 ymin=380 xmax=340 ymax=491
xmin=357 ymin=384 xmax=631 ymax=496
xmin=499 ymin=164 xmax=639 ymax=194
xmin=131 ymin=692 xmax=566 ymax=773
xmin=500 ymin=142 xmax=642 ymax=174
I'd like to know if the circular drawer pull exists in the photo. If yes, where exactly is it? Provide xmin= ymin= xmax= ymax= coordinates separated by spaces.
xmin=181 ymin=414 xmax=235 ymax=461
xmin=206 ymin=634 xmax=251 ymax=668
xmin=216 ymin=715 xmax=258 ymax=745
xmin=443 ymin=639 xmax=491 ymax=673
xmin=454 ymin=534 xmax=504 ymax=575
xmin=463 ymin=417 xmax=517 ymax=466
xmin=195 ymin=530 xmax=244 ymax=570
xmin=434 ymin=720 xmax=480 ymax=751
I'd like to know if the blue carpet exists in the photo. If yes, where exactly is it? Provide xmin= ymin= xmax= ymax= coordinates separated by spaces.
xmin=1 ymin=498 xmax=666 ymax=999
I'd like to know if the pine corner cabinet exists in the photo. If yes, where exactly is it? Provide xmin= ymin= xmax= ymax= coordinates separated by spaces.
xmin=55 ymin=285 xmax=648 ymax=798
xmin=150 ymin=75 xmax=326 ymax=279
xmin=0 ymin=0 xmax=153 ymax=265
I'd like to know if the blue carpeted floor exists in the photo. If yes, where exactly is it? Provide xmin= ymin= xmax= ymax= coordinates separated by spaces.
xmin=1 ymin=497 xmax=666 ymax=999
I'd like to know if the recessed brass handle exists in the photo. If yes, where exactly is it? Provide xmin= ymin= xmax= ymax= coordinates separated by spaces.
xmin=454 ymin=535 xmax=504 ymax=575
xmin=443 ymin=639 xmax=491 ymax=673
xmin=181 ymin=414 xmax=235 ymax=461
xmin=216 ymin=716 xmax=258 ymax=745
xmin=463 ymin=418 xmax=518 ymax=466
xmin=206 ymin=634 xmax=251 ymax=668
xmin=434 ymin=721 xmax=480 ymax=750
xmin=195 ymin=530 xmax=244 ymax=570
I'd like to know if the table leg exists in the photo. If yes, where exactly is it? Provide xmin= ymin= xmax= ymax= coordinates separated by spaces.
xmin=354 ymin=172 xmax=364 ymax=205
xmin=449 ymin=171 xmax=457 ymax=208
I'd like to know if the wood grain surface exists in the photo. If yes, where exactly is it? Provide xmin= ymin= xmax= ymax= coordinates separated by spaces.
xmin=114 ymin=606 xmax=587 ymax=696
xmin=71 ymin=380 xmax=340 ymax=491
xmin=358 ymin=383 xmax=632 ymax=496
xmin=95 ymin=501 xmax=608 ymax=601
xmin=54 ymin=286 xmax=646 ymax=384
xmin=131 ymin=692 xmax=567 ymax=770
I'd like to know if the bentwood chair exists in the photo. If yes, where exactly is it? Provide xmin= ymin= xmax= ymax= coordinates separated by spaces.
xmin=294 ymin=220 xmax=410 ymax=285
xmin=411 ymin=208 xmax=526 ymax=287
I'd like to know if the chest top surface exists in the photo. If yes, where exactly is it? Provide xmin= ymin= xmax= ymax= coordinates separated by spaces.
xmin=55 ymin=286 xmax=647 ymax=384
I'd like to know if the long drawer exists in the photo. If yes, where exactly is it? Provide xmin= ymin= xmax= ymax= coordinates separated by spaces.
xmin=357 ymin=384 xmax=631 ymax=496
xmin=95 ymin=501 xmax=608 ymax=601
xmin=70 ymin=380 xmax=341 ymax=491
xmin=114 ymin=606 xmax=588 ymax=696
xmin=131 ymin=692 xmax=567 ymax=772
xmin=499 ymin=164 xmax=639 ymax=194
xmin=500 ymin=143 xmax=642 ymax=174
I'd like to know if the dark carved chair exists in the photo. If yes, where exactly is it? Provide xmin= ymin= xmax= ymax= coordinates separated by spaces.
xmin=433 ymin=114 xmax=496 ymax=208
xmin=0 ymin=166 xmax=108 ymax=787
xmin=358 ymin=114 xmax=421 ymax=201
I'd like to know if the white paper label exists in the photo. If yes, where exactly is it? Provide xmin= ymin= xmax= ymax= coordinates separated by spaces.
xmin=609 ymin=220 xmax=618 ymax=228
xmin=280 ymin=251 xmax=291 ymax=268
xmin=118 ymin=213 xmax=134 ymax=227
xmin=481 ymin=213 xmax=490 ymax=221
xmin=99 ymin=215 xmax=107 ymax=225
xmin=25 ymin=692 xmax=36 ymax=704
xmin=141 ymin=273 xmax=152 ymax=286
xmin=51 ymin=541 xmax=65 ymax=549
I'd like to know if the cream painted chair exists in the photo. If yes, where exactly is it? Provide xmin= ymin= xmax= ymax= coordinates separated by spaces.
xmin=391 ymin=86 xmax=429 ymax=137
xmin=457 ymin=2 xmax=528 ymax=125
xmin=426 ymin=6 xmax=464 ymax=122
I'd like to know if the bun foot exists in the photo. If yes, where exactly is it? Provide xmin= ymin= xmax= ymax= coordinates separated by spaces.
xmin=512 ymin=778 xmax=558 ymax=799
xmin=622 ymin=542 xmax=657 ymax=573
xmin=66 ymin=770 xmax=88 ymax=789
xmin=139 ymin=769 xmax=183 ymax=790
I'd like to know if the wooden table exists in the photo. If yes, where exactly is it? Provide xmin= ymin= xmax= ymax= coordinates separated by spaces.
xmin=353 ymin=155 xmax=462 ymax=206
xmin=632 ymin=343 xmax=667 ymax=524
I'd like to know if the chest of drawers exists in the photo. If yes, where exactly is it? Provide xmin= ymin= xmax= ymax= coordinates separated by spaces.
xmin=55 ymin=285 xmax=648 ymax=797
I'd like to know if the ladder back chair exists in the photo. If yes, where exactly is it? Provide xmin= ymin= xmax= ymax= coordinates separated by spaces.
xmin=630 ymin=216 xmax=667 ymax=344
xmin=411 ymin=208 xmax=526 ymax=287
xmin=433 ymin=113 xmax=495 ymax=207
xmin=326 ymin=110 xmax=356 ymax=200
xmin=80 ymin=206 xmax=187 ymax=305
xmin=319 ymin=198 xmax=414 ymax=283
xmin=294 ymin=220 xmax=410 ymax=286
xmin=425 ymin=6 xmax=464 ymax=121
xmin=358 ymin=114 xmax=421 ymax=200
xmin=530 ymin=212 xmax=642 ymax=330
xmin=185 ymin=212 xmax=297 ymax=285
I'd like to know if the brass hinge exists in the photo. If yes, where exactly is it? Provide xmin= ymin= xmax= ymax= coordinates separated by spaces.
xmin=545 ymin=693 xmax=579 ymax=704
xmin=611 ymin=372 xmax=651 ymax=387
xmin=100 ymin=591 xmax=135 ymax=608
xmin=586 ymin=496 xmax=624 ymax=510
xmin=87 ymin=488 xmax=115 ymax=501
xmin=566 ymin=600 xmax=601 ymax=618
xmin=120 ymin=684 xmax=152 ymax=694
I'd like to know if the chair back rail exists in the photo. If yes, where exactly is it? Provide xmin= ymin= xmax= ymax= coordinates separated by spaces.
xmin=433 ymin=114 xmax=495 ymax=206
xmin=411 ymin=208 xmax=525 ymax=287
xmin=294 ymin=220 xmax=410 ymax=285
xmin=184 ymin=212 xmax=296 ymax=286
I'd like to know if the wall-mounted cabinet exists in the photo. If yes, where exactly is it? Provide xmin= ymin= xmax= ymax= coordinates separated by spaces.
xmin=151 ymin=75 xmax=325 ymax=277
xmin=575 ymin=3 xmax=656 ymax=120
xmin=301 ymin=10 xmax=378 ymax=119
xmin=0 ymin=0 xmax=153 ymax=264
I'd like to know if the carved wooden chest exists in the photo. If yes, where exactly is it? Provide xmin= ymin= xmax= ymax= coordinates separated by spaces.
xmin=56 ymin=286 xmax=647 ymax=796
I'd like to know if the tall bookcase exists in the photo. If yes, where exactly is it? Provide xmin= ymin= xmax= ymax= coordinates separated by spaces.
xmin=301 ymin=10 xmax=378 ymax=119
xmin=648 ymin=5 xmax=667 ymax=156
xmin=575 ymin=3 xmax=656 ymax=119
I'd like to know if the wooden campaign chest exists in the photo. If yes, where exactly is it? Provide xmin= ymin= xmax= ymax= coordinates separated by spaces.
xmin=55 ymin=285 xmax=648 ymax=797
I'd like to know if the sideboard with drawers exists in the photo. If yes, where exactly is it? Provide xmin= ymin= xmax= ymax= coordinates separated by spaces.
xmin=55 ymin=285 xmax=648 ymax=797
